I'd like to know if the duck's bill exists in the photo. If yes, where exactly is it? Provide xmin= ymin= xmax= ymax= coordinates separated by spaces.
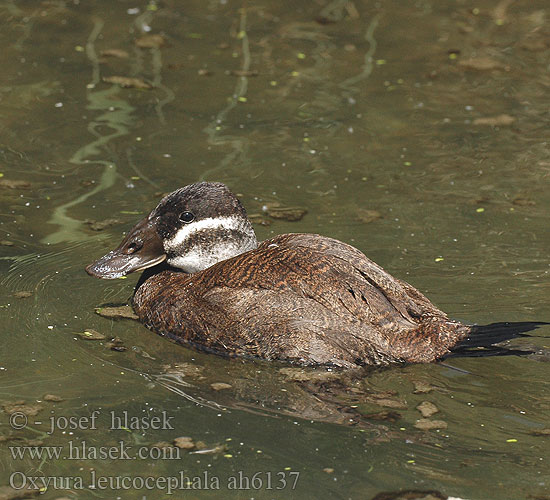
xmin=85 ymin=217 xmax=166 ymax=279
xmin=85 ymin=252 xmax=166 ymax=279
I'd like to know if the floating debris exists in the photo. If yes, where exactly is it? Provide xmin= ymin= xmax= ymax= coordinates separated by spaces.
xmin=95 ymin=306 xmax=139 ymax=321
xmin=135 ymin=34 xmax=166 ymax=49
xmin=77 ymin=329 xmax=106 ymax=341
xmin=198 ymin=69 xmax=212 ymax=76
xmin=2 ymin=401 xmax=42 ymax=417
xmin=458 ymin=57 xmax=504 ymax=71
xmin=512 ymin=196 xmax=535 ymax=206
xmin=473 ymin=114 xmax=515 ymax=126
xmin=162 ymin=363 xmax=205 ymax=380
xmin=356 ymin=209 xmax=382 ymax=224
xmin=416 ymin=401 xmax=440 ymax=418
xmin=191 ymin=444 xmax=226 ymax=455
xmin=263 ymin=204 xmax=307 ymax=222
xmin=0 ymin=240 xmax=14 ymax=246
xmin=414 ymin=418 xmax=448 ymax=430
xmin=103 ymin=76 xmax=153 ymax=89
xmin=0 ymin=179 xmax=31 ymax=189
xmin=85 ymin=218 xmax=121 ymax=231
xmin=43 ymin=394 xmax=63 ymax=402
xmin=106 ymin=337 xmax=127 ymax=352
xmin=13 ymin=291 xmax=32 ymax=299
xmin=100 ymin=48 xmax=130 ymax=59
xmin=210 ymin=382 xmax=232 ymax=391
xmin=248 ymin=214 xmax=272 ymax=226
xmin=323 ymin=468 xmax=334 ymax=474
xmin=530 ymin=428 xmax=550 ymax=436
xmin=173 ymin=436 xmax=196 ymax=450
xmin=279 ymin=367 xmax=339 ymax=383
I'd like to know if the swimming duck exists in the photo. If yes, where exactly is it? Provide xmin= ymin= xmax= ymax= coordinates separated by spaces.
xmin=86 ymin=182 xmax=471 ymax=368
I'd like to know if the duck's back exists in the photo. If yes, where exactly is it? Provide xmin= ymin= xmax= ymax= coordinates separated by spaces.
xmin=133 ymin=233 xmax=470 ymax=367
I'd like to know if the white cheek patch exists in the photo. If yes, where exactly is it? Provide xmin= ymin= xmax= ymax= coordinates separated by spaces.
xmin=164 ymin=216 xmax=242 ymax=250
xmin=163 ymin=216 xmax=257 ymax=273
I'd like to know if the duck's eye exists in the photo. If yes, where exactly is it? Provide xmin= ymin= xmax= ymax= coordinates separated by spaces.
xmin=126 ymin=241 xmax=142 ymax=254
xmin=179 ymin=211 xmax=195 ymax=223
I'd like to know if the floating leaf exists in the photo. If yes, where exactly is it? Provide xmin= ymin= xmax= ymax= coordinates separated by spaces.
xmin=414 ymin=418 xmax=447 ymax=430
xmin=0 ymin=179 xmax=31 ymax=189
xmin=174 ymin=437 xmax=196 ymax=450
xmin=135 ymin=34 xmax=165 ymax=49
xmin=95 ymin=306 xmax=139 ymax=320
xmin=473 ymin=114 xmax=515 ymax=126
xmin=416 ymin=401 xmax=440 ymax=418
xmin=43 ymin=394 xmax=63 ymax=402
xmin=77 ymin=329 xmax=106 ymax=341
xmin=100 ymin=49 xmax=129 ymax=59
xmin=356 ymin=209 xmax=382 ymax=224
xmin=211 ymin=382 xmax=232 ymax=391
xmin=85 ymin=218 xmax=121 ymax=231
xmin=458 ymin=57 xmax=503 ymax=71
xmin=103 ymin=76 xmax=153 ymax=89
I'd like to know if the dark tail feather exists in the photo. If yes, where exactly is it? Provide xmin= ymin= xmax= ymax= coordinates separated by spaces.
xmin=446 ymin=321 xmax=549 ymax=358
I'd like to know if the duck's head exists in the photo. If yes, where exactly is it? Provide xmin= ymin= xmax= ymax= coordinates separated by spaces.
xmin=86 ymin=182 xmax=258 ymax=279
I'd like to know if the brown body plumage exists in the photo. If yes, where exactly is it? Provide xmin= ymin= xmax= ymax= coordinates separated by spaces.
xmin=86 ymin=182 xmax=471 ymax=368
xmin=133 ymin=233 xmax=470 ymax=368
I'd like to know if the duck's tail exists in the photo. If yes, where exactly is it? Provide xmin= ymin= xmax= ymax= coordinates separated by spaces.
xmin=446 ymin=321 xmax=548 ymax=358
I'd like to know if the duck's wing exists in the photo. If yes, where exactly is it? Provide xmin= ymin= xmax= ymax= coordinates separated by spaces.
xmin=269 ymin=233 xmax=444 ymax=324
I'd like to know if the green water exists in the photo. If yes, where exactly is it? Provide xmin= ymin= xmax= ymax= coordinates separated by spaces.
xmin=1 ymin=1 xmax=549 ymax=499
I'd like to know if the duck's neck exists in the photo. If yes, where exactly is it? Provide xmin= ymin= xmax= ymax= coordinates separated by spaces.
xmin=164 ymin=215 xmax=258 ymax=273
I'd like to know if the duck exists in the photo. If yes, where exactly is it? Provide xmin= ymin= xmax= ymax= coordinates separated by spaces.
xmin=86 ymin=181 xmax=472 ymax=368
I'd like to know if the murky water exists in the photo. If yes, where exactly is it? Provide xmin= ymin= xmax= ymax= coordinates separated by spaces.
xmin=1 ymin=1 xmax=549 ymax=499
